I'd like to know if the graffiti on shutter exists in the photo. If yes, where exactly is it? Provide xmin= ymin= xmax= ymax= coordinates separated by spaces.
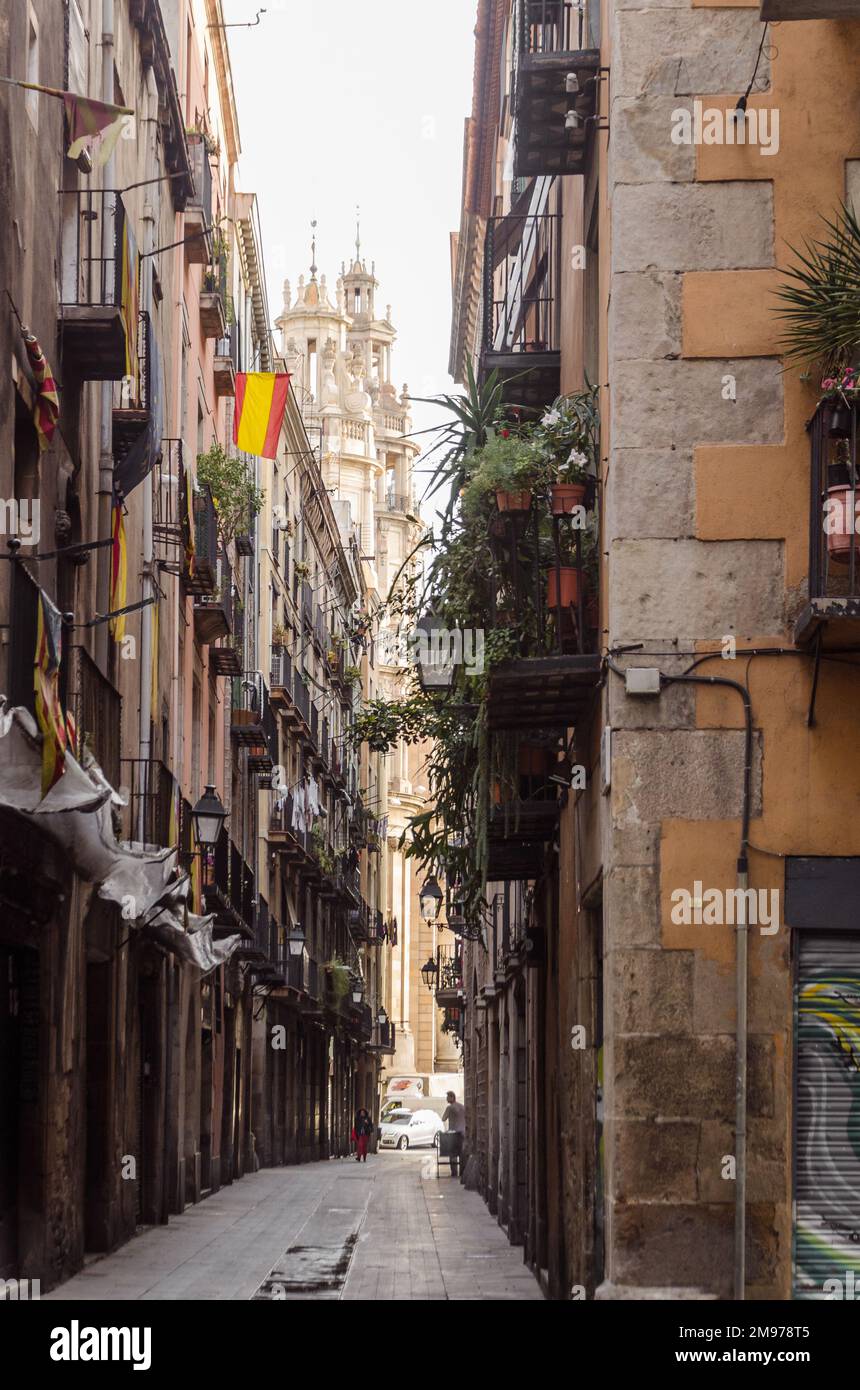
xmin=794 ymin=932 xmax=860 ymax=1298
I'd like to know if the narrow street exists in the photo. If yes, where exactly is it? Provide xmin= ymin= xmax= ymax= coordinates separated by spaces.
xmin=43 ymin=1155 xmax=543 ymax=1302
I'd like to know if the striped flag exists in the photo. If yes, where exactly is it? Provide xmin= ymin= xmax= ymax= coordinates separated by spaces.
xmin=22 ymin=329 xmax=59 ymax=451
xmin=233 ymin=372 xmax=290 ymax=459
xmin=34 ymin=589 xmax=66 ymax=796
xmin=110 ymin=501 xmax=127 ymax=643
xmin=118 ymin=202 xmax=140 ymax=389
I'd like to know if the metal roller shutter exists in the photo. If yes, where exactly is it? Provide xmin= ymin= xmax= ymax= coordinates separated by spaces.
xmin=793 ymin=932 xmax=860 ymax=1298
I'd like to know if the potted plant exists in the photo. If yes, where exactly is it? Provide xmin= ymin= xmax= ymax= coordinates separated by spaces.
xmin=272 ymin=622 xmax=288 ymax=648
xmin=461 ymin=431 xmax=538 ymax=514
xmin=530 ymin=392 xmax=598 ymax=514
xmin=344 ymin=664 xmax=362 ymax=685
xmin=550 ymin=447 xmax=590 ymax=515
xmin=821 ymin=367 xmax=860 ymax=438
xmin=294 ymin=560 xmax=310 ymax=580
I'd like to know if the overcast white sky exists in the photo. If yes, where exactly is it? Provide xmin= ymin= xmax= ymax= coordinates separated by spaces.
xmin=226 ymin=0 xmax=478 ymax=502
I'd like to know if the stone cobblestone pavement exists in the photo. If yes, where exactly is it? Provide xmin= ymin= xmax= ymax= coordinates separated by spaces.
xmin=44 ymin=1152 xmax=543 ymax=1301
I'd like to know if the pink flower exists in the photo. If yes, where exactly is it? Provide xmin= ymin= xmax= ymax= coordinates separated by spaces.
xmin=822 ymin=378 xmax=836 ymax=390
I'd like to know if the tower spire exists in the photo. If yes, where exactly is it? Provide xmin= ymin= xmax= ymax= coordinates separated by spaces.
xmin=310 ymin=218 xmax=318 ymax=282
xmin=355 ymin=204 xmax=361 ymax=264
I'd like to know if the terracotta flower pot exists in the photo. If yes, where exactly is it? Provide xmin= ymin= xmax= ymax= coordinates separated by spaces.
xmin=550 ymin=482 xmax=587 ymax=516
xmin=825 ymin=484 xmax=860 ymax=564
xmin=495 ymin=489 xmax=532 ymax=513
xmin=546 ymin=566 xmax=583 ymax=609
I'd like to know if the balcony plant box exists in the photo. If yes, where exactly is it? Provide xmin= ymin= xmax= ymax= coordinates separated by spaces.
xmin=546 ymin=565 xmax=584 ymax=609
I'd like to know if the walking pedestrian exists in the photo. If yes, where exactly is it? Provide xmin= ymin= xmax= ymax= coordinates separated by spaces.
xmin=442 ymin=1091 xmax=466 ymax=1176
xmin=352 ymin=1107 xmax=373 ymax=1162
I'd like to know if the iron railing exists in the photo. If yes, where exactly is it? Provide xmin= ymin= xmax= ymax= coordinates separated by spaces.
xmin=516 ymin=0 xmax=584 ymax=56
xmin=120 ymin=757 xmax=176 ymax=848
xmin=437 ymin=945 xmax=464 ymax=994
xmin=270 ymin=646 xmax=292 ymax=690
xmin=484 ymin=211 xmax=561 ymax=356
xmin=187 ymin=134 xmax=213 ymax=229
xmin=232 ymin=670 xmax=278 ymax=762
xmin=385 ymin=493 xmax=414 ymax=514
xmin=68 ymin=645 xmax=122 ymax=787
xmin=59 ymin=188 xmax=123 ymax=308
xmin=807 ymin=399 xmax=860 ymax=600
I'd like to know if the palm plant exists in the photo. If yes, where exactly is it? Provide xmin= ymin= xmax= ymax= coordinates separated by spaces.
xmin=412 ymin=360 xmax=508 ymax=530
xmin=774 ymin=203 xmax=860 ymax=378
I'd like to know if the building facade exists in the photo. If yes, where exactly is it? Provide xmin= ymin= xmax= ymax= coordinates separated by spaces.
xmin=448 ymin=0 xmax=860 ymax=1301
xmin=0 ymin=0 xmax=395 ymax=1293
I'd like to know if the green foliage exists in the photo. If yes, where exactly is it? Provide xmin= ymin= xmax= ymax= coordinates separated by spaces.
xmin=460 ymin=431 xmax=538 ymax=514
xmin=324 ymin=957 xmax=351 ymax=1001
xmin=312 ymin=822 xmax=336 ymax=876
xmin=196 ymin=443 xmax=264 ymax=546
xmin=774 ymin=203 xmax=860 ymax=377
xmin=412 ymin=359 xmax=510 ymax=529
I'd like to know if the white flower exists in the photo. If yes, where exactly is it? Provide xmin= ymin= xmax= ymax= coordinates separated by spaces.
xmin=541 ymin=408 xmax=561 ymax=427
xmin=567 ymin=448 xmax=588 ymax=468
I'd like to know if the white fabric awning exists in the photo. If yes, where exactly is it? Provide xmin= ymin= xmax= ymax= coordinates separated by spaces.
xmin=0 ymin=701 xmax=242 ymax=975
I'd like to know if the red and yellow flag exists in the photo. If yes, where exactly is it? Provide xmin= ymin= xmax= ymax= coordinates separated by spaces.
xmin=233 ymin=372 xmax=290 ymax=459
xmin=118 ymin=202 xmax=140 ymax=390
xmin=110 ymin=500 xmax=127 ymax=643
xmin=22 ymin=330 xmax=59 ymax=451
xmin=34 ymin=590 xmax=66 ymax=796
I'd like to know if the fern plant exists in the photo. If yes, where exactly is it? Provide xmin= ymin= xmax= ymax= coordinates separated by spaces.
xmin=774 ymin=203 xmax=860 ymax=378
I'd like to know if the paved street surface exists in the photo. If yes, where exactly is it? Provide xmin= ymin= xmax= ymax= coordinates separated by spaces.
xmin=44 ymin=1152 xmax=543 ymax=1301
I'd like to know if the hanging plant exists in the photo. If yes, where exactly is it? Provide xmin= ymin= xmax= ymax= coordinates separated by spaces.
xmin=324 ymin=956 xmax=351 ymax=1002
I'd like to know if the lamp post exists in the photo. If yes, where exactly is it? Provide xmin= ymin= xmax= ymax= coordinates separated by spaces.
xmin=419 ymin=873 xmax=443 ymax=922
xmin=351 ymin=976 xmax=365 ymax=1005
xmin=190 ymin=784 xmax=228 ymax=849
xmin=421 ymin=955 xmax=439 ymax=992
xmin=287 ymin=924 xmax=306 ymax=957
xmin=413 ymin=611 xmax=455 ymax=693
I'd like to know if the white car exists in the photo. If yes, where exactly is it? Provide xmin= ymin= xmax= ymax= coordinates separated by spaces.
xmin=379 ymin=1108 xmax=444 ymax=1151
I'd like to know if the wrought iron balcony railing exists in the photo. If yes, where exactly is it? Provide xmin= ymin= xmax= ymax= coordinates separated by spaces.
xmin=67 ymin=645 xmax=122 ymax=788
xmin=59 ymin=189 xmax=131 ymax=379
xmin=511 ymin=1 xmax=600 ymax=179
xmin=795 ymin=400 xmax=860 ymax=647
xmin=120 ymin=757 xmax=176 ymax=849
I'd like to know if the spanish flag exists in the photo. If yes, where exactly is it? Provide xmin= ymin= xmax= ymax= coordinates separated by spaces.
xmin=233 ymin=372 xmax=289 ymax=460
xmin=34 ymin=589 xmax=67 ymax=796
xmin=110 ymin=500 xmax=127 ymax=643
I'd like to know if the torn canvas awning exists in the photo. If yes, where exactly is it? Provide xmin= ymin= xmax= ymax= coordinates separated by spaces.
xmin=0 ymin=702 xmax=197 ymax=938
xmin=140 ymin=909 xmax=242 ymax=975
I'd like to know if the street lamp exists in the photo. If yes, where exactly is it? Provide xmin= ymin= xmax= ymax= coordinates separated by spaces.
xmin=377 ymin=1006 xmax=388 ymax=1026
xmin=287 ymin=924 xmax=306 ymax=957
xmin=421 ymin=955 xmax=439 ymax=992
xmin=419 ymin=873 xmax=443 ymax=922
xmin=190 ymin=784 xmax=227 ymax=849
xmin=413 ymin=611 xmax=455 ymax=693
xmin=351 ymin=976 xmax=365 ymax=1005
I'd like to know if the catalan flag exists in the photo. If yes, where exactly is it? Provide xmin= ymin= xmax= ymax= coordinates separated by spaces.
xmin=109 ymin=500 xmax=127 ymax=643
xmin=34 ymin=589 xmax=67 ymax=796
xmin=22 ymin=328 xmax=59 ymax=451
xmin=118 ymin=201 xmax=140 ymax=389
xmin=233 ymin=372 xmax=290 ymax=460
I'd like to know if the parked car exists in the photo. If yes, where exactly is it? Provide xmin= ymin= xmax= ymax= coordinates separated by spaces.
xmin=379 ymin=1109 xmax=444 ymax=1151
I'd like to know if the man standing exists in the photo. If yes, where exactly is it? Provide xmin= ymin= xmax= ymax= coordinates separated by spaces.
xmin=442 ymin=1091 xmax=466 ymax=1177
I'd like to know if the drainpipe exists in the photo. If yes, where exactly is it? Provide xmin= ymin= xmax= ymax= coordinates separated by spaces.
xmin=95 ymin=0 xmax=115 ymax=671
xmin=138 ymin=65 xmax=158 ymax=785
xmin=610 ymin=658 xmax=753 ymax=1300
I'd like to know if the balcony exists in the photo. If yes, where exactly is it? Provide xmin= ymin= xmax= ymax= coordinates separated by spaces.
xmin=795 ymin=400 xmax=860 ymax=647
xmin=512 ymin=1 xmax=600 ymax=179
xmin=270 ymin=646 xmax=293 ymax=706
xmin=113 ymin=310 xmax=151 ymax=466
xmin=385 ymin=493 xmax=416 ymax=517
xmin=193 ymin=548 xmax=233 ymax=644
xmin=435 ymin=945 xmax=464 ymax=1008
xmin=185 ymin=134 xmax=213 ymax=266
xmin=204 ymin=830 xmax=256 ymax=940
xmin=231 ymin=671 xmax=278 ymax=774
xmin=482 ymin=210 xmax=561 ymax=410
xmin=482 ymin=501 xmax=602 ymax=731
xmin=213 ymin=334 xmax=237 ymax=397
xmin=66 ymin=645 xmax=122 ymax=788
xmin=760 ymin=0 xmax=860 ymax=13
xmin=268 ymin=790 xmax=315 ymax=868
xmin=200 ymin=252 xmax=228 ymax=340
xmin=183 ymin=484 xmax=218 ymax=595
xmin=59 ymin=189 xmax=129 ymax=380
xmin=120 ymin=757 xmax=176 ymax=849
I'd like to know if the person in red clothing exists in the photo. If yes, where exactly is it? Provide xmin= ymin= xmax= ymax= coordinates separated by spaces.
xmin=352 ymin=1107 xmax=373 ymax=1162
